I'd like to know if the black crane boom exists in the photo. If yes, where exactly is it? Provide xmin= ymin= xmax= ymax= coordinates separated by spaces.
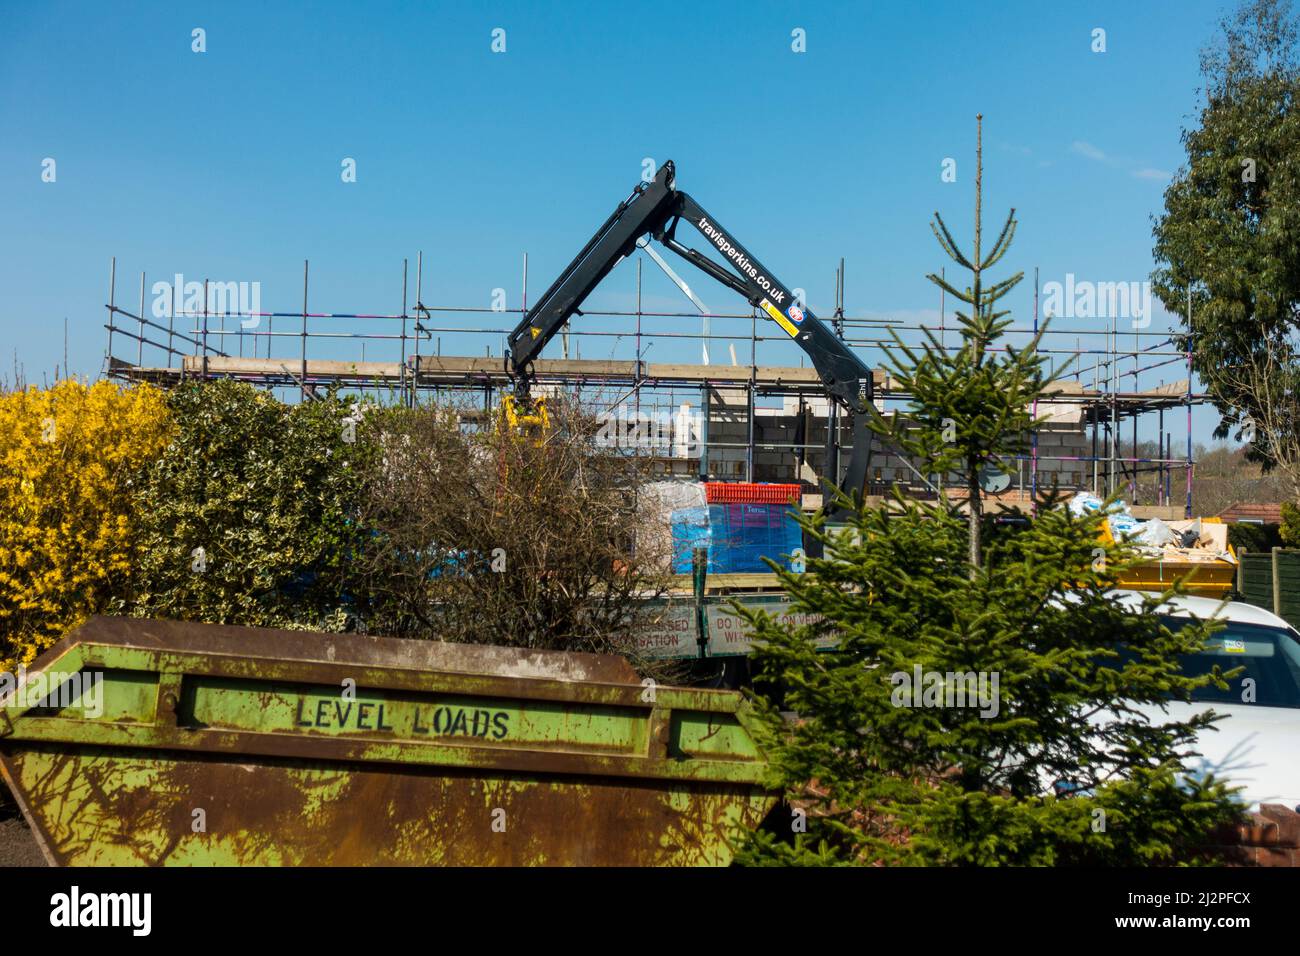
xmin=506 ymin=160 xmax=875 ymax=515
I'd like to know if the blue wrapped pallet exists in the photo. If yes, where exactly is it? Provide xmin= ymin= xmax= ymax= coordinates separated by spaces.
xmin=669 ymin=505 xmax=715 ymax=574
xmin=670 ymin=501 xmax=802 ymax=574
xmin=708 ymin=502 xmax=802 ymax=573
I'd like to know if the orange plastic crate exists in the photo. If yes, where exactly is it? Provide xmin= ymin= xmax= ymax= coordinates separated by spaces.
xmin=703 ymin=482 xmax=801 ymax=505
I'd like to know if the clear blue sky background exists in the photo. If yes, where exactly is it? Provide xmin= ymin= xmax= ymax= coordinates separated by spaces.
xmin=0 ymin=0 xmax=1236 ymax=440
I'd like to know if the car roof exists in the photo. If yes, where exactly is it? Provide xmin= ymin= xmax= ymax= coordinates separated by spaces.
xmin=1109 ymin=589 xmax=1296 ymax=630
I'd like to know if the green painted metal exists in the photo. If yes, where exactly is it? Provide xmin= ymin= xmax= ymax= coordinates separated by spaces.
xmin=0 ymin=616 xmax=775 ymax=866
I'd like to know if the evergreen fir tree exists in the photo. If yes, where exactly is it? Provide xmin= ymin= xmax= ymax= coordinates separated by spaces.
xmin=736 ymin=118 xmax=1246 ymax=866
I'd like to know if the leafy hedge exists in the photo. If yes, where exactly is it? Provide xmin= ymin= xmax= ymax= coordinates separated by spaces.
xmin=111 ymin=380 xmax=370 ymax=631
xmin=1 ymin=379 xmax=661 ymax=667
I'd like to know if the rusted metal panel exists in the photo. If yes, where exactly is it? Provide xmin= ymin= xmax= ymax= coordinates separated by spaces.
xmin=0 ymin=617 xmax=774 ymax=866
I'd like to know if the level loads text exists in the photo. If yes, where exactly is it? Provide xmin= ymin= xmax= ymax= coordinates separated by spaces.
xmin=294 ymin=698 xmax=511 ymax=740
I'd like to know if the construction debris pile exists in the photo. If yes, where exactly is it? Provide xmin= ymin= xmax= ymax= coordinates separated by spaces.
xmin=1068 ymin=493 xmax=1237 ymax=566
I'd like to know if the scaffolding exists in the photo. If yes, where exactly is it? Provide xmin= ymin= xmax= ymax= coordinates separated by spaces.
xmin=104 ymin=254 xmax=1207 ymax=517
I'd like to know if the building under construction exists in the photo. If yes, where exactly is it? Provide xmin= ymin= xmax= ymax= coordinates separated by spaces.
xmin=103 ymin=253 xmax=1205 ymax=519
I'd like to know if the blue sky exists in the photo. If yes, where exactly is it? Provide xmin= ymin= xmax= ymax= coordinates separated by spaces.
xmin=0 ymin=0 xmax=1234 ymax=439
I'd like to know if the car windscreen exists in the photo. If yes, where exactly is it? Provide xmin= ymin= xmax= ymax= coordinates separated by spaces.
xmin=1160 ymin=615 xmax=1300 ymax=709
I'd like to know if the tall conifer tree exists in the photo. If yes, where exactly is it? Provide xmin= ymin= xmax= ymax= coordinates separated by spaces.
xmin=737 ymin=119 xmax=1246 ymax=866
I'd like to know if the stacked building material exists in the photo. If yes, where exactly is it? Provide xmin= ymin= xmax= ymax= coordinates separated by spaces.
xmin=668 ymin=483 xmax=804 ymax=574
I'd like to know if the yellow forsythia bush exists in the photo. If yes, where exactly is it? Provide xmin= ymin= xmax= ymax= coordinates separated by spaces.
xmin=0 ymin=380 xmax=172 ymax=670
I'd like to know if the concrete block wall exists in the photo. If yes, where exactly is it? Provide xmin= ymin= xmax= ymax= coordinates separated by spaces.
xmin=649 ymin=396 xmax=1096 ymax=495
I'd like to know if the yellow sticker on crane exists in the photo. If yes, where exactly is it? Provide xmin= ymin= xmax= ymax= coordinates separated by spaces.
xmin=761 ymin=298 xmax=800 ymax=338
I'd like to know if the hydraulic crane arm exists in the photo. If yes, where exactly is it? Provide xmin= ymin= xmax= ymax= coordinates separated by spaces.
xmin=506 ymin=160 xmax=875 ymax=514
xmin=655 ymin=190 xmax=873 ymax=416
xmin=507 ymin=165 xmax=679 ymax=379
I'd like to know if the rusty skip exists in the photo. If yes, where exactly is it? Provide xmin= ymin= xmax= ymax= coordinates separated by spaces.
xmin=0 ymin=616 xmax=775 ymax=866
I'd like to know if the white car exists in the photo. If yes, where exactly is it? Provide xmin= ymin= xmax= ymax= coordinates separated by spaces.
xmin=1112 ymin=591 xmax=1300 ymax=811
